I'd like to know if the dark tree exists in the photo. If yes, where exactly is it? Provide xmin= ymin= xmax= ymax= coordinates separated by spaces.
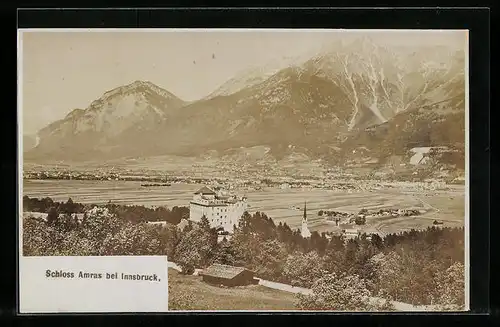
xmin=57 ymin=213 xmax=78 ymax=232
xmin=310 ymin=231 xmax=328 ymax=255
xmin=63 ymin=197 xmax=76 ymax=215
xmin=370 ymin=233 xmax=384 ymax=250
xmin=214 ymin=239 xmax=239 ymax=266
xmin=46 ymin=207 xmax=59 ymax=226
xmin=199 ymin=215 xmax=211 ymax=231
xmin=355 ymin=216 xmax=366 ymax=225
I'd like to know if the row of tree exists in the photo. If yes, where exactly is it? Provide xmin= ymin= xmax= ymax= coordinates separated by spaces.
xmin=23 ymin=196 xmax=189 ymax=225
xmin=105 ymin=203 xmax=189 ymax=225
xmin=190 ymin=211 xmax=464 ymax=309
xmin=23 ymin=196 xmax=85 ymax=215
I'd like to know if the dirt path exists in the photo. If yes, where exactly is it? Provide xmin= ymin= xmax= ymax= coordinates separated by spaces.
xmin=167 ymin=261 xmax=436 ymax=311
xmin=412 ymin=195 xmax=440 ymax=213
xmin=255 ymin=278 xmax=312 ymax=295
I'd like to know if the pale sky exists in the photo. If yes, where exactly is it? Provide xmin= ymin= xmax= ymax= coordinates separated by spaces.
xmin=19 ymin=29 xmax=467 ymax=134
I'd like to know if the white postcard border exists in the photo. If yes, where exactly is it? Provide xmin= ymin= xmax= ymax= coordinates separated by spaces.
xmin=17 ymin=28 xmax=471 ymax=313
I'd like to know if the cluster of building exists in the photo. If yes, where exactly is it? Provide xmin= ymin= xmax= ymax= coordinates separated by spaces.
xmin=342 ymin=228 xmax=363 ymax=240
xmin=24 ymin=164 xmax=459 ymax=194
xmin=24 ymin=170 xmax=123 ymax=181
xmin=363 ymin=208 xmax=422 ymax=218
xmin=189 ymin=192 xmax=312 ymax=288
xmin=188 ymin=185 xmax=313 ymax=241
xmin=324 ymin=208 xmax=422 ymax=223
xmin=322 ymin=210 xmax=351 ymax=219
xmin=23 ymin=169 xmax=224 ymax=185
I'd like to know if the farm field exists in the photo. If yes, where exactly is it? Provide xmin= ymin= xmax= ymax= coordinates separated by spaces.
xmin=168 ymin=268 xmax=297 ymax=311
xmin=22 ymin=179 xmax=465 ymax=235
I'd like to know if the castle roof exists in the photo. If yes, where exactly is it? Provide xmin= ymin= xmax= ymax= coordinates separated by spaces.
xmin=194 ymin=186 xmax=216 ymax=195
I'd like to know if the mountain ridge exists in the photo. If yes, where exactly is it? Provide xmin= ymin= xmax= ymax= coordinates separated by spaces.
xmin=24 ymin=39 xmax=466 ymax=171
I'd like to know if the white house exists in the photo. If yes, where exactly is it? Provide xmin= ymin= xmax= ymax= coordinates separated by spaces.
xmin=343 ymin=228 xmax=360 ymax=240
xmin=146 ymin=221 xmax=169 ymax=227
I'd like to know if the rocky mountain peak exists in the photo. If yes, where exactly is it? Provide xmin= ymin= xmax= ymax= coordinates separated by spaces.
xmin=26 ymin=37 xmax=465 ymax=168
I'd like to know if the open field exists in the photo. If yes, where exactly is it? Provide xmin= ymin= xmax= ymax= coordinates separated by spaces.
xmin=22 ymin=179 xmax=465 ymax=235
xmin=23 ymin=179 xmax=206 ymax=208
xmin=168 ymin=268 xmax=297 ymax=311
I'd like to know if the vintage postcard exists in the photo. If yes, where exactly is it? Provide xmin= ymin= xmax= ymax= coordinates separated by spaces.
xmin=18 ymin=29 xmax=468 ymax=312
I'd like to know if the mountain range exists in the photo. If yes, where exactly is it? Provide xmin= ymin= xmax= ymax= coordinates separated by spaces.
xmin=24 ymin=37 xmax=466 ymax=171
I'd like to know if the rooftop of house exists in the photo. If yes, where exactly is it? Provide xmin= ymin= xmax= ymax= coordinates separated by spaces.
xmin=194 ymin=186 xmax=221 ymax=195
xmin=194 ymin=186 xmax=217 ymax=195
xmin=193 ymin=186 xmax=247 ymax=205
xmin=199 ymin=264 xmax=253 ymax=280
xmin=195 ymin=186 xmax=228 ymax=197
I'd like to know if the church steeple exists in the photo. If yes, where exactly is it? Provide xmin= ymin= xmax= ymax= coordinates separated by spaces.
xmin=301 ymin=201 xmax=311 ymax=238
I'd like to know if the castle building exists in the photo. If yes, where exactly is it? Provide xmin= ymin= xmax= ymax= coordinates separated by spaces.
xmin=189 ymin=186 xmax=248 ymax=233
xmin=301 ymin=202 xmax=311 ymax=238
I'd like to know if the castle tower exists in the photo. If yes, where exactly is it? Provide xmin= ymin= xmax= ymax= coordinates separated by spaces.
xmin=301 ymin=201 xmax=311 ymax=238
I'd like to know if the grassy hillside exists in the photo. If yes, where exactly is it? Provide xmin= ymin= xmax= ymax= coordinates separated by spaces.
xmin=168 ymin=268 xmax=297 ymax=311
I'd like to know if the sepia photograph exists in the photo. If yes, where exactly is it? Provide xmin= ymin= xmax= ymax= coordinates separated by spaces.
xmin=19 ymin=29 xmax=468 ymax=312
